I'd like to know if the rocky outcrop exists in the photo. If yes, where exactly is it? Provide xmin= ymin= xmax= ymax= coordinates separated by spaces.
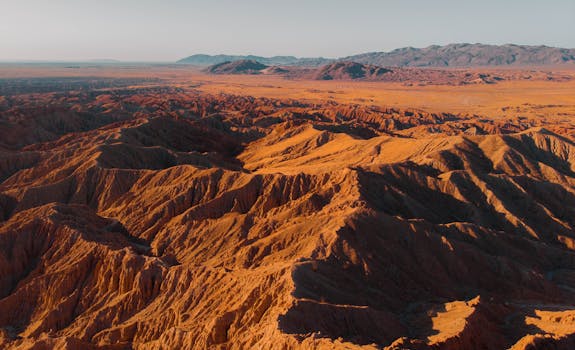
xmin=205 ymin=60 xmax=269 ymax=75
xmin=313 ymin=61 xmax=392 ymax=80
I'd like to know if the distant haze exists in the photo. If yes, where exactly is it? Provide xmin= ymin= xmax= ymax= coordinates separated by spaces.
xmin=1 ymin=0 xmax=574 ymax=62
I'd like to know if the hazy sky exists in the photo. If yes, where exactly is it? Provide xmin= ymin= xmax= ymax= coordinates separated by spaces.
xmin=1 ymin=0 xmax=574 ymax=61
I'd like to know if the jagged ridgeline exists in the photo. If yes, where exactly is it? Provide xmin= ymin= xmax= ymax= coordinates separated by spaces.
xmin=179 ymin=43 xmax=575 ymax=67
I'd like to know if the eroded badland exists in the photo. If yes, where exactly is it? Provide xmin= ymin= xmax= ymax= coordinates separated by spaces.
xmin=1 ymin=64 xmax=575 ymax=349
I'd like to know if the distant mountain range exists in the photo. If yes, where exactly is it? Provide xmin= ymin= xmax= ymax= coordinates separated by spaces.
xmin=178 ymin=44 xmax=575 ymax=67
xmin=177 ymin=54 xmax=331 ymax=67
xmin=343 ymin=44 xmax=575 ymax=67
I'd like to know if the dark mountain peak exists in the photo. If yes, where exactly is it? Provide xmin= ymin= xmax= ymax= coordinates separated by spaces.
xmin=314 ymin=61 xmax=392 ymax=80
xmin=206 ymin=59 xmax=269 ymax=74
